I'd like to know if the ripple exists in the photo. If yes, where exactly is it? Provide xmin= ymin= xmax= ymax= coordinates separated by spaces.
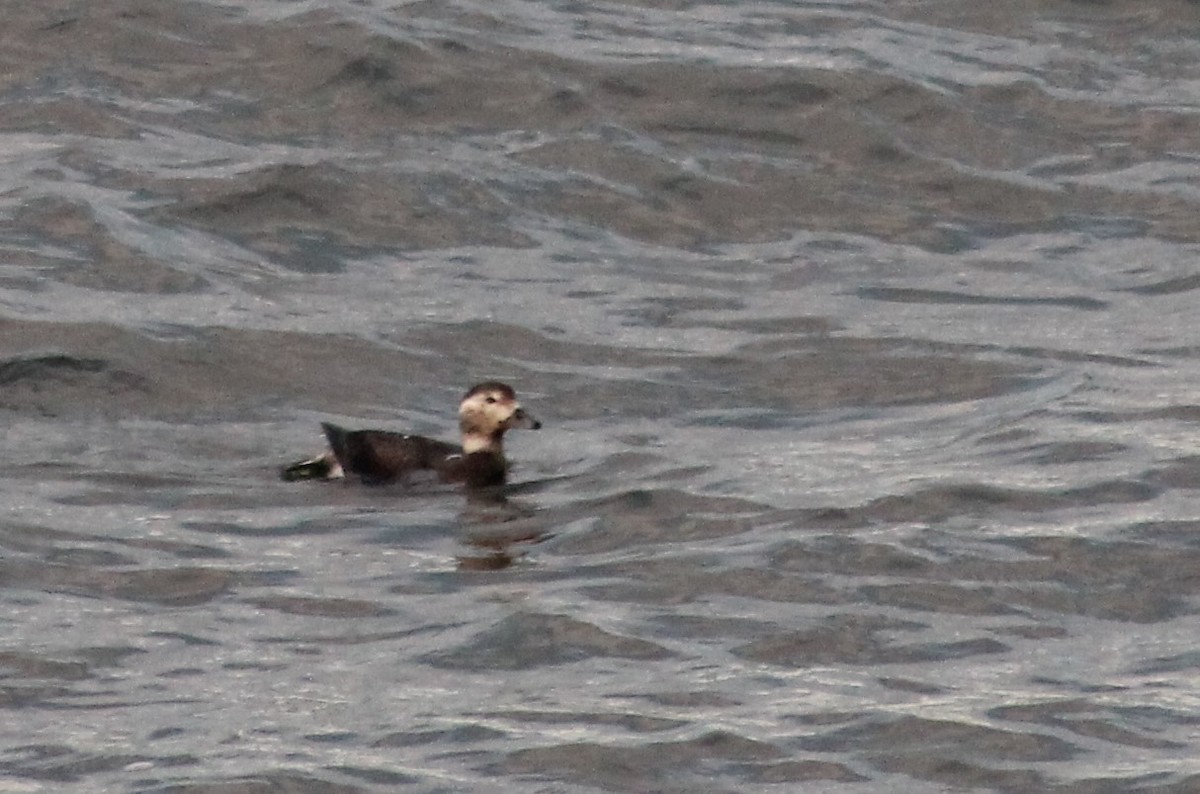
xmin=424 ymin=612 xmax=674 ymax=671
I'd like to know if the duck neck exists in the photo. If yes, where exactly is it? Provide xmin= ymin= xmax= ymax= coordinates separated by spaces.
xmin=461 ymin=426 xmax=504 ymax=455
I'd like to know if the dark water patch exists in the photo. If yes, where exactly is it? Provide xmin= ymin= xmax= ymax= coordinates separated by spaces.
xmin=734 ymin=614 xmax=1008 ymax=667
xmin=689 ymin=340 xmax=1037 ymax=411
xmin=59 ymin=471 xmax=201 ymax=491
xmin=1004 ymin=346 xmax=1158 ymax=368
xmin=403 ymin=320 xmax=670 ymax=372
xmin=771 ymin=537 xmax=952 ymax=578
xmin=141 ymin=770 xmax=365 ymax=793
xmin=744 ymin=759 xmax=868 ymax=784
xmin=117 ymin=536 xmax=230 ymax=560
xmin=616 ymin=295 xmax=747 ymax=328
xmin=659 ymin=123 xmax=807 ymax=147
xmin=1126 ymin=520 xmax=1200 ymax=547
xmin=304 ymin=732 xmax=358 ymax=744
xmin=154 ymin=161 xmax=533 ymax=256
xmin=779 ymin=534 xmax=1200 ymax=622
xmin=845 ymin=479 xmax=1157 ymax=525
xmin=158 ymin=667 xmax=204 ymax=679
xmin=251 ymin=627 xmax=432 ymax=649
xmin=1134 ymin=652 xmax=1200 ymax=676
xmin=147 ymin=631 xmax=219 ymax=648
xmin=327 ymin=765 xmax=419 ymax=786
xmin=0 ymin=684 xmax=78 ymax=708
xmin=54 ymin=488 xmax=278 ymax=514
xmin=515 ymin=62 xmax=1134 ymax=246
xmin=549 ymin=489 xmax=768 ymax=555
xmin=0 ymin=524 xmax=227 ymax=562
xmin=457 ymin=525 xmax=554 ymax=566
xmin=1074 ymin=772 xmax=1200 ymax=793
xmin=517 ymin=134 xmax=852 ymax=248
xmin=329 ymin=53 xmax=399 ymax=88
xmin=859 ymin=582 xmax=1022 ymax=617
xmin=645 ymin=613 xmax=777 ymax=642
xmin=871 ymin=755 xmax=1047 ymax=793
xmin=0 ymin=744 xmax=164 ymax=783
xmin=43 ymin=547 xmax=135 ymax=567
xmin=14 ymin=197 xmax=208 ymax=294
xmin=454 ymin=549 xmax=523 ymax=571
xmin=0 ymin=560 xmax=234 ymax=606
xmin=994 ymin=623 xmax=1069 ymax=640
xmin=878 ymin=677 xmax=949 ymax=695
xmin=1056 ymin=214 xmax=1150 ymax=240
xmin=373 ymin=724 xmax=507 ymax=748
xmin=857 ymin=286 xmax=1109 ymax=311
xmin=585 ymin=558 xmax=842 ymax=607
xmin=801 ymin=713 xmax=1077 ymax=763
xmin=0 ymin=319 xmax=439 ymax=419
xmin=260 ymin=15 xmax=589 ymax=134
xmin=713 ymin=79 xmax=834 ymax=109
xmin=270 ymin=229 xmax=360 ymax=275
xmin=1144 ymin=345 xmax=1200 ymax=364
xmin=405 ymin=322 xmax=1035 ymax=418
xmin=372 ymin=516 xmax=509 ymax=549
xmin=493 ymin=730 xmax=783 ymax=793
xmin=1014 ymin=440 xmax=1129 ymax=465
xmin=148 ymin=727 xmax=186 ymax=741
xmin=0 ymin=525 xmax=105 ymax=556
xmin=1143 ymin=456 xmax=1200 ymax=491
xmin=1122 ymin=272 xmax=1200 ymax=296
xmin=73 ymin=645 xmax=146 ymax=670
xmin=1006 ymin=586 xmax=1181 ymax=625
xmin=820 ymin=535 xmax=1028 ymax=581
xmin=0 ymin=651 xmax=90 ymax=682
xmin=992 ymin=700 xmax=1186 ymax=751
xmin=186 ymin=518 xmax=359 ymax=539
xmin=485 ymin=708 xmax=685 ymax=733
xmin=708 ymin=314 xmax=837 ymax=335
xmin=626 ymin=690 xmax=742 ymax=709
xmin=978 ymin=425 xmax=1038 ymax=446
xmin=992 ymin=536 xmax=1200 ymax=622
xmin=1073 ymin=405 xmax=1200 ymax=423
xmin=246 ymin=596 xmax=394 ymax=619
xmin=0 ymin=354 xmax=146 ymax=413
xmin=221 ymin=660 xmax=288 ymax=673
xmin=423 ymin=611 xmax=672 ymax=671
xmin=539 ymin=378 xmax=700 ymax=422
xmin=96 ymin=566 xmax=234 ymax=607
xmin=679 ymin=407 xmax=811 ymax=430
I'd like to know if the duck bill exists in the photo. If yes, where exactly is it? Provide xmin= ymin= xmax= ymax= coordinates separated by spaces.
xmin=510 ymin=408 xmax=541 ymax=430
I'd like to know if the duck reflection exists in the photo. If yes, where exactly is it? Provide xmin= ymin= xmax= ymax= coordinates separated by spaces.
xmin=454 ymin=485 xmax=552 ymax=571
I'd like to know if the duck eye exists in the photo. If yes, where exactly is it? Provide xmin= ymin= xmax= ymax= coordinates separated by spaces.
xmin=485 ymin=396 xmax=497 ymax=404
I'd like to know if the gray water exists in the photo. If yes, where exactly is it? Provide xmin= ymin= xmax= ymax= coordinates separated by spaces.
xmin=2 ymin=1 xmax=1200 ymax=791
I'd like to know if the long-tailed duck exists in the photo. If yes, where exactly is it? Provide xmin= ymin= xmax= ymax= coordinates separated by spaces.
xmin=281 ymin=382 xmax=540 ymax=487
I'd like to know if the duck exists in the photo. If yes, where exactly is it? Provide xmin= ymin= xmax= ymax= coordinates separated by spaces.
xmin=281 ymin=381 xmax=541 ymax=487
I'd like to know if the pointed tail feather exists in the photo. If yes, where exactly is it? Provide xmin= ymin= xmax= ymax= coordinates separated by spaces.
xmin=321 ymin=422 xmax=349 ymax=462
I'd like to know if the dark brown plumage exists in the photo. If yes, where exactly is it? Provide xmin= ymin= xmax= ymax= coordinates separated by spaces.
xmin=281 ymin=382 xmax=540 ymax=487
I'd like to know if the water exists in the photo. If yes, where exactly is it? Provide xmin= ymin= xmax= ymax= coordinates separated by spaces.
xmin=2 ymin=1 xmax=1200 ymax=791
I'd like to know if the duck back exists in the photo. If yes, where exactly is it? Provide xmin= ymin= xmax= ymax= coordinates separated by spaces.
xmin=319 ymin=423 xmax=506 ymax=486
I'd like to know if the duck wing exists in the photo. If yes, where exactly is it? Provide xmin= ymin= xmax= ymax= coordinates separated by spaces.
xmin=321 ymin=423 xmax=459 ymax=484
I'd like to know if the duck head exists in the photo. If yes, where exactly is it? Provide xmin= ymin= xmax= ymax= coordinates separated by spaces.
xmin=459 ymin=382 xmax=540 ymax=454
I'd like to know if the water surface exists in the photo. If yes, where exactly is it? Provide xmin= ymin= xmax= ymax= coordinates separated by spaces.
xmin=2 ymin=1 xmax=1200 ymax=791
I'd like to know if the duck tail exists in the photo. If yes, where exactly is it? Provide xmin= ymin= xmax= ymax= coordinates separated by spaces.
xmin=280 ymin=452 xmax=342 ymax=481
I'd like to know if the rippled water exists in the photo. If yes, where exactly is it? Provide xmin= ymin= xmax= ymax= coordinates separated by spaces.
xmin=3 ymin=1 xmax=1200 ymax=791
